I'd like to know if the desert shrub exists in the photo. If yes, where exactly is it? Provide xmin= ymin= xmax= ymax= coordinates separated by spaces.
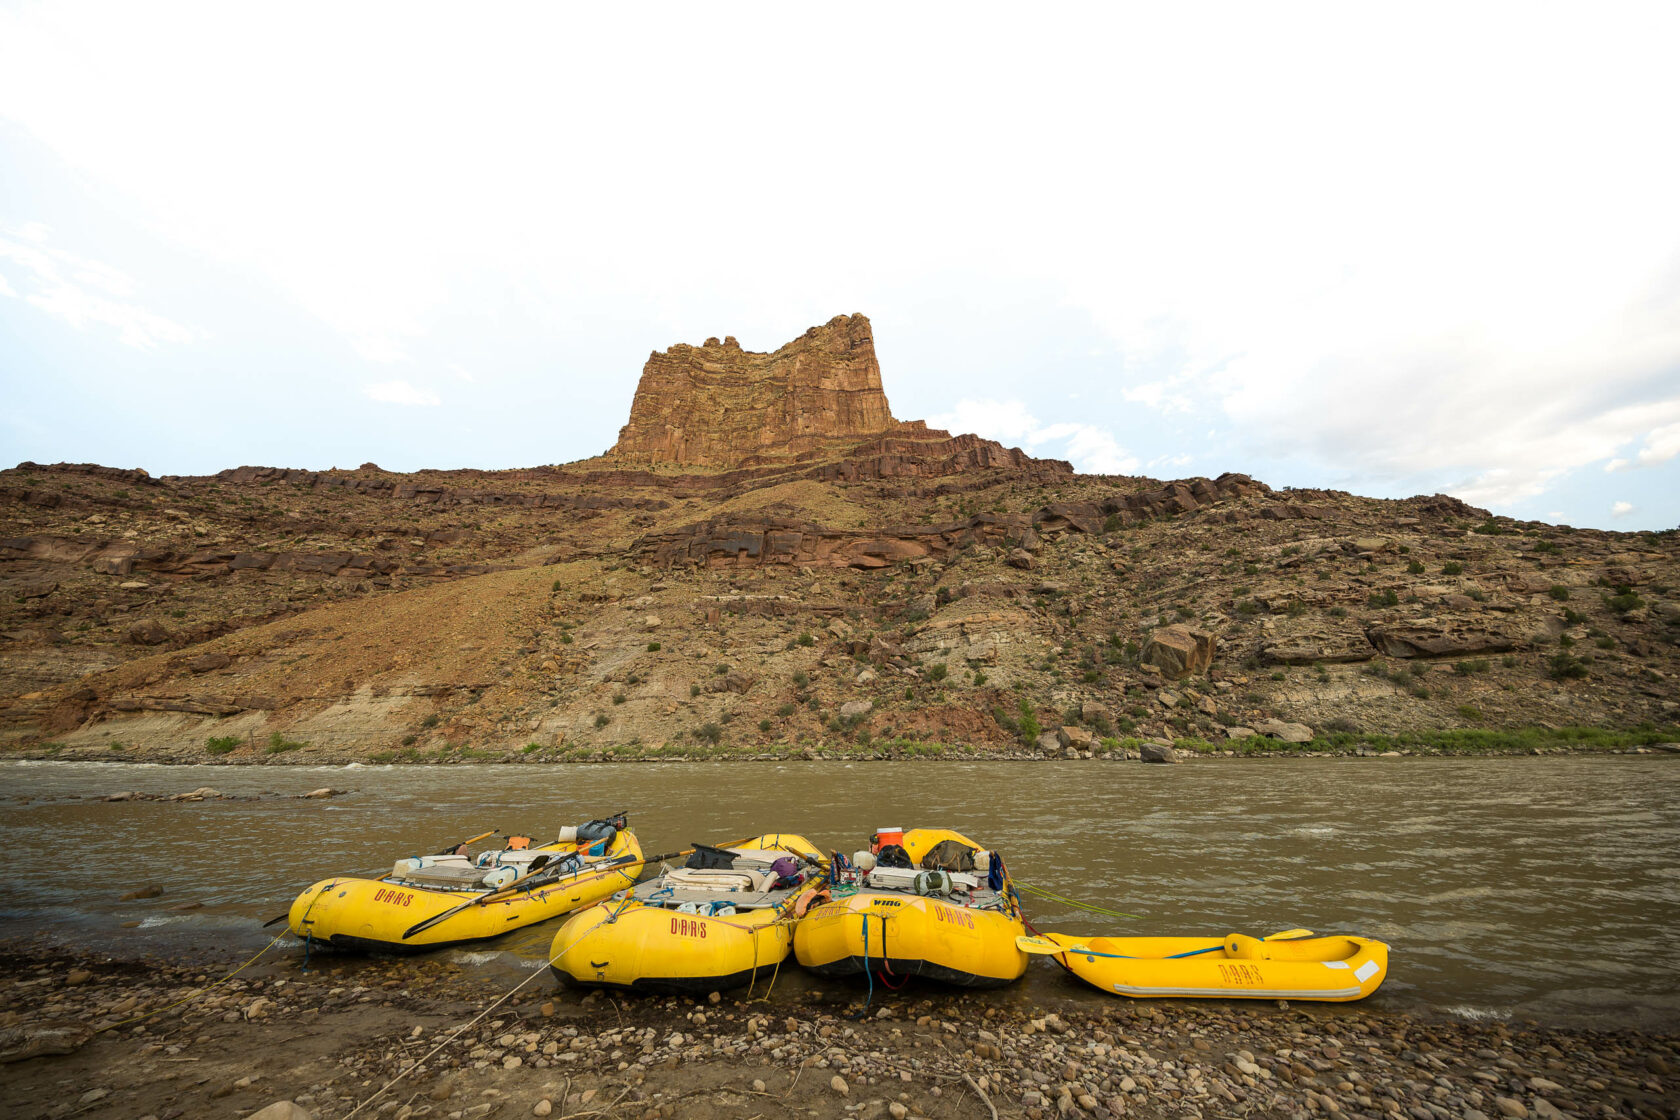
xmin=928 ymin=662 xmax=948 ymax=682
xmin=1548 ymin=586 xmax=1571 ymax=601
xmin=797 ymin=633 xmax=814 ymax=647
xmin=792 ymin=670 xmax=809 ymax=688
xmin=695 ymin=722 xmax=723 ymax=744
xmin=265 ymin=731 xmax=306 ymax=754
xmin=1453 ymin=659 xmax=1490 ymax=675
xmin=1606 ymin=592 xmax=1645 ymax=614
xmin=421 ymin=714 xmax=440 ymax=729
xmin=1456 ymin=705 xmax=1483 ymax=721
xmin=1442 ymin=561 xmax=1464 ymax=576
xmin=612 ymin=692 xmax=626 ymax=705
xmin=1367 ymin=589 xmax=1399 ymax=608
xmin=1407 ymin=559 xmax=1426 ymax=575
xmin=206 ymin=735 xmax=241 ymax=755
xmin=1547 ymin=651 xmax=1589 ymax=680
xmin=758 ymin=719 xmax=773 ymax=733
xmin=775 ymin=702 xmax=795 ymax=717
xmin=647 ymin=641 xmax=661 ymax=652
xmin=593 ymin=713 xmax=610 ymax=729
xmin=690 ymin=683 xmax=701 ymax=697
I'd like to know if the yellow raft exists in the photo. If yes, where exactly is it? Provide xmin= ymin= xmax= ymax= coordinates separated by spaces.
xmin=794 ymin=827 xmax=1028 ymax=989
xmin=550 ymin=832 xmax=828 ymax=995
xmin=288 ymin=822 xmax=644 ymax=952
xmin=1021 ymin=930 xmax=1389 ymax=1001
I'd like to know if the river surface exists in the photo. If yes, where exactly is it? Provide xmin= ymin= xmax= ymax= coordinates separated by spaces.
xmin=2 ymin=756 xmax=1676 ymax=1028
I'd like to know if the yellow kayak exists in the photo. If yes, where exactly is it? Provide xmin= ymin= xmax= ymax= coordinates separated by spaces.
xmin=288 ymin=818 xmax=644 ymax=952
xmin=1021 ymin=930 xmax=1389 ymax=1001
xmin=793 ymin=827 xmax=1028 ymax=989
xmin=551 ymin=832 xmax=828 ymax=995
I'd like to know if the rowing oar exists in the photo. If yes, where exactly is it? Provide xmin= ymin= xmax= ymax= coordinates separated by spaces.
xmin=262 ymin=828 xmax=504 ymax=928
xmin=400 ymin=847 xmax=692 ymax=941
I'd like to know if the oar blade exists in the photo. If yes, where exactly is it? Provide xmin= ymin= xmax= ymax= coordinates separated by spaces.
xmin=1264 ymin=928 xmax=1315 ymax=942
xmin=1017 ymin=934 xmax=1079 ymax=955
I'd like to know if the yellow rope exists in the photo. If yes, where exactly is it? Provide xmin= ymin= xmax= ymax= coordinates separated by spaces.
xmin=95 ymin=930 xmax=290 ymax=1034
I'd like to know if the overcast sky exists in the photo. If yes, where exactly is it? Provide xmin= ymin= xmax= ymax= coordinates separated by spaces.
xmin=2 ymin=3 xmax=1677 ymax=530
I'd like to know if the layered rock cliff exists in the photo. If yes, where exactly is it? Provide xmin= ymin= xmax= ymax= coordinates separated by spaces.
xmin=608 ymin=314 xmax=920 ymax=467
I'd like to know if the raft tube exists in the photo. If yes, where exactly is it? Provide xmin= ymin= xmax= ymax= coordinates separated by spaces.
xmin=793 ymin=827 xmax=1028 ymax=989
xmin=550 ymin=833 xmax=827 ymax=995
xmin=288 ymin=828 xmax=643 ymax=952
xmin=1026 ymin=930 xmax=1389 ymax=1001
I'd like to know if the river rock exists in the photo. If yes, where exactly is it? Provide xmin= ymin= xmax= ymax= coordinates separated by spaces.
xmin=1034 ymin=731 xmax=1062 ymax=753
xmin=65 ymin=969 xmax=91 ymax=986
xmin=1254 ymin=719 xmax=1314 ymax=743
xmin=1494 ymin=1096 xmax=1528 ymax=1119
xmin=1057 ymin=726 xmax=1093 ymax=749
xmin=247 ymin=1104 xmax=314 ymax=1120
xmin=0 ymin=1020 xmax=94 ymax=1063
xmin=171 ymin=787 xmax=223 ymax=801
xmin=1140 ymin=741 xmax=1179 ymax=764
xmin=301 ymin=788 xmax=340 ymax=799
xmin=830 ymin=1074 xmax=849 ymax=1096
xmin=532 ymin=1101 xmax=552 ymax=1117
xmin=120 ymin=885 xmax=164 ymax=900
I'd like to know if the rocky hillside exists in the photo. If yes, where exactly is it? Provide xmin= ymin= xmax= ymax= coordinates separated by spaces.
xmin=2 ymin=317 xmax=1676 ymax=763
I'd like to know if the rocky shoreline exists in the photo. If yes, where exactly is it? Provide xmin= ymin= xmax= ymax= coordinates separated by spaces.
xmin=4 ymin=739 xmax=1677 ymax=768
xmin=2 ymin=944 xmax=1675 ymax=1120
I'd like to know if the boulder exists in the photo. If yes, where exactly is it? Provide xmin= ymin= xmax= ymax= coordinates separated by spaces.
xmin=188 ymin=652 xmax=231 ymax=672
xmin=1140 ymin=741 xmax=1179 ymax=764
xmin=125 ymin=619 xmax=171 ymax=645
xmin=1056 ymin=726 xmax=1094 ymax=749
xmin=1141 ymin=625 xmax=1215 ymax=679
xmin=1006 ymin=548 xmax=1035 ymax=570
xmin=246 ymin=1103 xmax=314 ymax=1120
xmin=1254 ymin=719 xmax=1314 ymax=743
xmin=1034 ymin=731 xmax=1062 ymax=753
xmin=839 ymin=700 xmax=873 ymax=720
xmin=1080 ymin=701 xmax=1109 ymax=722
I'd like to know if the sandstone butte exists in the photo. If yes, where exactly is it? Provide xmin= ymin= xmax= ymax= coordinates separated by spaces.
xmin=608 ymin=313 xmax=916 ymax=467
xmin=0 ymin=312 xmax=1675 ymax=762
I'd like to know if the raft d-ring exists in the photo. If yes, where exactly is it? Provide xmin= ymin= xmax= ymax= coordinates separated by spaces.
xmin=793 ymin=887 xmax=830 ymax=917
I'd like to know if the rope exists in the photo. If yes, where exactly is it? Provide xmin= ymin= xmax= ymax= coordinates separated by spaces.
xmin=95 ymin=930 xmax=289 ymax=1034
xmin=342 ymin=910 xmax=612 ymax=1120
xmin=1015 ymin=881 xmax=1141 ymax=921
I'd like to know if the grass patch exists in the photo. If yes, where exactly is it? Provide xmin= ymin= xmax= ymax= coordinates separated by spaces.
xmin=265 ymin=731 xmax=307 ymax=754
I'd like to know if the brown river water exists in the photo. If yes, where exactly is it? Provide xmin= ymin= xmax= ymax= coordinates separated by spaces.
xmin=2 ymin=756 xmax=1676 ymax=1028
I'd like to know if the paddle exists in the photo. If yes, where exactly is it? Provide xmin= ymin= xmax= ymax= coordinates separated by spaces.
xmin=1017 ymin=934 xmax=1073 ymax=955
xmin=400 ymin=847 xmax=692 ymax=941
xmin=264 ymin=828 xmax=505 ymax=928
xmin=1263 ymin=928 xmax=1315 ymax=941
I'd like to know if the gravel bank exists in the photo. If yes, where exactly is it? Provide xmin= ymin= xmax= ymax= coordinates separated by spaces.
xmin=2 ymin=946 xmax=1676 ymax=1120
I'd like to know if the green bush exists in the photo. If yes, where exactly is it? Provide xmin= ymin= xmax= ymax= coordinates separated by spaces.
xmin=775 ymin=703 xmax=795 ymax=717
xmin=1547 ymin=651 xmax=1589 ymax=680
xmin=1442 ymin=561 xmax=1464 ymax=576
xmin=797 ymin=633 xmax=815 ymax=647
xmin=265 ymin=731 xmax=306 ymax=754
xmin=206 ymin=735 xmax=241 ymax=755
xmin=1606 ymin=592 xmax=1645 ymax=614
xmin=421 ymin=714 xmax=440 ymax=729
xmin=647 ymin=641 xmax=661 ymax=652
xmin=612 ymin=692 xmax=626 ymax=705
xmin=758 ymin=719 xmax=773 ymax=733
xmin=1367 ymin=589 xmax=1399 ymax=608
xmin=594 ymin=713 xmax=610 ymax=729
xmin=695 ymin=722 xmax=723 ymax=744
xmin=1406 ymin=559 xmax=1426 ymax=575
xmin=928 ymin=662 xmax=948 ymax=682
xmin=792 ymin=670 xmax=809 ymax=688
xmin=1548 ymin=586 xmax=1571 ymax=601
xmin=690 ymin=683 xmax=702 ymax=697
xmin=1453 ymin=659 xmax=1490 ymax=675
xmin=1456 ymin=705 xmax=1483 ymax=721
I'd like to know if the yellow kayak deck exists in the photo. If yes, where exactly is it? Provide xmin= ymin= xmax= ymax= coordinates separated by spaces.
xmin=1025 ymin=930 xmax=1389 ymax=1001
xmin=289 ymin=829 xmax=643 ymax=952
xmin=551 ymin=833 xmax=827 ymax=995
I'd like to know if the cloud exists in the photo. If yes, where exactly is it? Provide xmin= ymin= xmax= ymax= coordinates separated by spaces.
xmin=1611 ymin=501 xmax=1634 ymax=517
xmin=364 ymin=380 xmax=441 ymax=407
xmin=929 ymin=398 xmax=1139 ymax=475
xmin=0 ymin=225 xmax=197 ymax=348
xmin=1607 ymin=420 xmax=1680 ymax=471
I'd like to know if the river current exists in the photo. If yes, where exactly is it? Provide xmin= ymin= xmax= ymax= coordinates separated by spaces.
xmin=1 ymin=756 xmax=1675 ymax=1028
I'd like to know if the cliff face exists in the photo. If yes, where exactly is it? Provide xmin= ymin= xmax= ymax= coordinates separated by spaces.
xmin=608 ymin=314 xmax=915 ymax=467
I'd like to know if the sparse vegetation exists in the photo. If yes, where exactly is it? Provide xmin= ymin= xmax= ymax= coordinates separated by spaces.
xmin=206 ymin=735 xmax=241 ymax=755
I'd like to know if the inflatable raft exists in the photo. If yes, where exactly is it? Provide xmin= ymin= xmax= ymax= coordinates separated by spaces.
xmin=794 ymin=827 xmax=1028 ymax=989
xmin=1021 ymin=929 xmax=1389 ymax=1001
xmin=550 ymin=832 xmax=828 ymax=994
xmin=288 ymin=817 xmax=643 ymax=952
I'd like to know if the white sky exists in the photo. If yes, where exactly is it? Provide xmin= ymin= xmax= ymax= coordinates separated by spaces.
xmin=2 ymin=2 xmax=1677 ymax=530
